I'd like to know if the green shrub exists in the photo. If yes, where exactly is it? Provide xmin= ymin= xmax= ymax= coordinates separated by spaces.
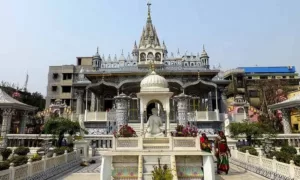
xmin=280 ymin=146 xmax=297 ymax=155
xmin=31 ymin=154 xmax=42 ymax=162
xmin=53 ymin=146 xmax=73 ymax=155
xmin=9 ymin=156 xmax=28 ymax=166
xmin=152 ymin=160 xmax=173 ymax=180
xmin=0 ymin=161 xmax=10 ymax=170
xmin=0 ymin=148 xmax=12 ymax=161
xmin=14 ymin=147 xmax=30 ymax=156
xmin=239 ymin=146 xmax=258 ymax=156
xmin=268 ymin=151 xmax=293 ymax=164
xmin=293 ymin=155 xmax=300 ymax=167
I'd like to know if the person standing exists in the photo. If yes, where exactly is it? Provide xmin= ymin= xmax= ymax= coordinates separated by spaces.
xmin=214 ymin=131 xmax=231 ymax=174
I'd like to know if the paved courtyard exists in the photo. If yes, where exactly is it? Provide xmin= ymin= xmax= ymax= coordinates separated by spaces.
xmin=61 ymin=159 xmax=268 ymax=180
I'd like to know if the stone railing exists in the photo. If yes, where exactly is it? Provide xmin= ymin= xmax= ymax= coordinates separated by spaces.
xmin=0 ymin=150 xmax=80 ymax=180
xmin=171 ymin=137 xmax=200 ymax=151
xmin=84 ymin=135 xmax=114 ymax=149
xmin=7 ymin=134 xmax=53 ymax=148
xmin=114 ymin=137 xmax=140 ymax=150
xmin=195 ymin=111 xmax=220 ymax=121
xmin=85 ymin=111 xmax=107 ymax=121
xmin=231 ymin=148 xmax=300 ymax=180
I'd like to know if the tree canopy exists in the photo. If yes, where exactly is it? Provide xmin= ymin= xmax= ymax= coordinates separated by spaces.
xmin=43 ymin=117 xmax=87 ymax=146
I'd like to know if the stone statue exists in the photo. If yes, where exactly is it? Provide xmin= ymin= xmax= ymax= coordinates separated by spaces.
xmin=145 ymin=108 xmax=164 ymax=137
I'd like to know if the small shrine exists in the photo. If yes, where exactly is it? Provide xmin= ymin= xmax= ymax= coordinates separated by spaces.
xmin=0 ymin=88 xmax=37 ymax=148
xmin=98 ymin=69 xmax=215 ymax=180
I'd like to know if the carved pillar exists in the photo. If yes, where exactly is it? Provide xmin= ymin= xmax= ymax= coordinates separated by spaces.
xmin=220 ymin=88 xmax=227 ymax=113
xmin=208 ymin=92 xmax=213 ymax=111
xmin=1 ymin=108 xmax=15 ymax=148
xmin=114 ymin=93 xmax=131 ymax=130
xmin=75 ymin=90 xmax=84 ymax=114
xmin=174 ymin=93 xmax=191 ymax=126
xmin=281 ymin=109 xmax=292 ymax=134
xmin=90 ymin=92 xmax=96 ymax=112
xmin=20 ymin=111 xmax=29 ymax=134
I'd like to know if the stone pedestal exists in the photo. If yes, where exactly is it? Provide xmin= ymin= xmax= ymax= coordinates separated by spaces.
xmin=174 ymin=93 xmax=191 ymax=126
xmin=203 ymin=155 xmax=215 ymax=180
xmin=74 ymin=140 xmax=89 ymax=161
xmin=100 ymin=156 xmax=112 ymax=180
xmin=1 ymin=109 xmax=15 ymax=148
xmin=114 ymin=93 xmax=131 ymax=130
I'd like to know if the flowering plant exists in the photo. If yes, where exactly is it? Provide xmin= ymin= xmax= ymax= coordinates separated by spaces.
xmin=172 ymin=124 xmax=198 ymax=137
xmin=113 ymin=124 xmax=137 ymax=138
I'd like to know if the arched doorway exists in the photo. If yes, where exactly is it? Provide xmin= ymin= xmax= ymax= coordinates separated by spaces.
xmin=146 ymin=100 xmax=164 ymax=120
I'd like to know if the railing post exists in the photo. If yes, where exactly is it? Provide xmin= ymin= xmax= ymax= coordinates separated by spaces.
xmin=138 ymin=155 xmax=143 ymax=180
xmin=74 ymin=148 xmax=77 ymax=160
xmin=272 ymin=156 xmax=277 ymax=172
xmin=64 ymin=150 xmax=68 ymax=163
xmin=42 ymin=155 xmax=46 ymax=172
xmin=9 ymin=163 xmax=15 ymax=180
xmin=27 ymin=158 xmax=32 ymax=177
xmin=289 ymin=160 xmax=295 ymax=178
xmin=205 ymin=111 xmax=209 ymax=120
xmin=245 ymin=150 xmax=249 ymax=163
xmin=296 ymin=147 xmax=300 ymax=155
xmin=196 ymin=136 xmax=200 ymax=150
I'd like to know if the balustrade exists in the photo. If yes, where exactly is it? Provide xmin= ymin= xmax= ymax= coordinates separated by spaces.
xmin=0 ymin=150 xmax=80 ymax=180
xmin=231 ymin=148 xmax=300 ymax=179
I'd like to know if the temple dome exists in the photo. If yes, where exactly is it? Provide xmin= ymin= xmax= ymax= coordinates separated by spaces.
xmin=140 ymin=71 xmax=169 ymax=92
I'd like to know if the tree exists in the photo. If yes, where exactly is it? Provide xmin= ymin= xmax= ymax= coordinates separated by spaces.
xmin=229 ymin=120 xmax=263 ymax=145
xmin=43 ymin=117 xmax=87 ymax=147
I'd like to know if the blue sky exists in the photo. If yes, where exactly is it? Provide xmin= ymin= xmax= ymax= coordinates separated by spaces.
xmin=0 ymin=0 xmax=299 ymax=96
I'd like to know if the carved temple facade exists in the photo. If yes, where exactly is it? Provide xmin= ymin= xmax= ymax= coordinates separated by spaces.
xmin=46 ymin=2 xmax=230 ymax=136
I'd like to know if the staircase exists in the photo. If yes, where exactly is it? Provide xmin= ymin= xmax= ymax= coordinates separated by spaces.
xmin=128 ymin=123 xmax=178 ymax=135
xmin=142 ymin=155 xmax=171 ymax=180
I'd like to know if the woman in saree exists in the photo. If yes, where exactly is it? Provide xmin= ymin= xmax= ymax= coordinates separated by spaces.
xmin=200 ymin=133 xmax=212 ymax=152
xmin=215 ymin=131 xmax=231 ymax=174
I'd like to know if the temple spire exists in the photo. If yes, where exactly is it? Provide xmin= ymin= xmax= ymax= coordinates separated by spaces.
xmin=147 ymin=0 xmax=152 ymax=23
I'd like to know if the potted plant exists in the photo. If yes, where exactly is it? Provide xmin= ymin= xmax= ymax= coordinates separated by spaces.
xmin=152 ymin=158 xmax=173 ymax=180
xmin=114 ymin=125 xmax=137 ymax=138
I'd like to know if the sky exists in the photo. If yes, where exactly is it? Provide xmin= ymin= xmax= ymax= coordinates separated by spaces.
xmin=0 ymin=0 xmax=300 ymax=96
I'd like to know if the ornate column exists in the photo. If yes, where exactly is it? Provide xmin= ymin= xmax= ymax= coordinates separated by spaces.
xmin=281 ymin=109 xmax=292 ymax=134
xmin=208 ymin=92 xmax=213 ymax=111
xmin=20 ymin=111 xmax=29 ymax=134
xmin=114 ymin=93 xmax=131 ymax=130
xmin=90 ymin=92 xmax=96 ymax=112
xmin=220 ymin=88 xmax=227 ymax=113
xmin=174 ymin=93 xmax=191 ymax=126
xmin=1 ymin=108 xmax=15 ymax=148
xmin=75 ymin=89 xmax=84 ymax=114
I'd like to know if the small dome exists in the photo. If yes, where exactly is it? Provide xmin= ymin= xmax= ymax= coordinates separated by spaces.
xmin=140 ymin=71 xmax=169 ymax=92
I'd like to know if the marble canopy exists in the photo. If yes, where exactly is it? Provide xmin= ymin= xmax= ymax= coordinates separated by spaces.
xmin=0 ymin=89 xmax=37 ymax=111
xmin=268 ymin=93 xmax=300 ymax=110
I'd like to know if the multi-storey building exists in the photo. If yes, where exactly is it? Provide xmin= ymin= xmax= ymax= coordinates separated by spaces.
xmin=46 ymin=2 xmax=230 ymax=135
xmin=224 ymin=66 xmax=300 ymax=108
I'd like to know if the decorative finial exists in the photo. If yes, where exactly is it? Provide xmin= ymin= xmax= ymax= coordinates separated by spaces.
xmin=149 ymin=60 xmax=155 ymax=72
xmin=203 ymin=44 xmax=205 ymax=51
xmin=147 ymin=0 xmax=152 ymax=22
xmin=121 ymin=49 xmax=124 ymax=55
xmin=198 ymin=70 xmax=200 ymax=80
xmin=97 ymin=46 xmax=99 ymax=53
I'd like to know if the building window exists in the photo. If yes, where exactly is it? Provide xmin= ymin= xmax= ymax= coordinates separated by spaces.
xmin=50 ymin=99 xmax=55 ymax=104
xmin=51 ymin=86 xmax=57 ymax=91
xmin=248 ymin=76 xmax=252 ymax=79
xmin=77 ymin=58 xmax=82 ymax=65
xmin=53 ymin=73 xmax=58 ymax=79
xmin=293 ymin=124 xmax=299 ymax=131
xmin=260 ymin=76 xmax=268 ymax=79
xmin=282 ymin=76 xmax=286 ymax=79
xmin=63 ymin=73 xmax=72 ymax=80
xmin=62 ymin=99 xmax=71 ymax=106
xmin=271 ymin=76 xmax=276 ymax=79
xmin=62 ymin=86 xmax=71 ymax=93
xmin=290 ymin=76 xmax=295 ymax=79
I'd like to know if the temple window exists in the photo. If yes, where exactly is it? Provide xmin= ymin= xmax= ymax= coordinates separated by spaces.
xmin=237 ymin=107 xmax=245 ymax=113
xmin=155 ymin=52 xmax=161 ymax=61
xmin=147 ymin=52 xmax=154 ymax=61
xmin=140 ymin=53 xmax=146 ymax=61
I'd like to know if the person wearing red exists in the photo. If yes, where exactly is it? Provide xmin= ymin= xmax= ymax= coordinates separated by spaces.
xmin=200 ymin=133 xmax=211 ymax=152
xmin=214 ymin=131 xmax=231 ymax=174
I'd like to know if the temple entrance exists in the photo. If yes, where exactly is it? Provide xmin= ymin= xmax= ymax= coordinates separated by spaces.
xmin=146 ymin=100 xmax=164 ymax=120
